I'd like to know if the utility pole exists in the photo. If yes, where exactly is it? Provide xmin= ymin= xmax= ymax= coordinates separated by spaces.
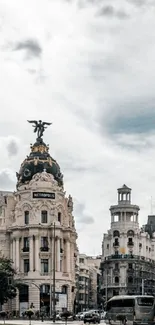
xmin=84 ymin=277 xmax=87 ymax=311
xmin=142 ymin=279 xmax=145 ymax=295
xmin=53 ymin=222 xmax=56 ymax=323
xmin=50 ymin=227 xmax=53 ymax=318
xmin=105 ymin=270 xmax=108 ymax=303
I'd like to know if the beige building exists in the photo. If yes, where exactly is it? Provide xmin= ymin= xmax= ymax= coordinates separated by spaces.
xmin=101 ymin=185 xmax=155 ymax=300
xmin=0 ymin=122 xmax=78 ymax=315
xmin=75 ymin=254 xmax=101 ymax=312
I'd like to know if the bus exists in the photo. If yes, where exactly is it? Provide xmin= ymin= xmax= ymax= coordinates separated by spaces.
xmin=105 ymin=295 xmax=155 ymax=325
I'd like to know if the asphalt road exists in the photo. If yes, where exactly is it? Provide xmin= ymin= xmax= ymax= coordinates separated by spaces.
xmin=0 ymin=320 xmax=106 ymax=325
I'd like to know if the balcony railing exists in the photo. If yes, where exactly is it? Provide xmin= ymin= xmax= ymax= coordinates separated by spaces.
xmin=101 ymin=254 xmax=155 ymax=264
xmin=40 ymin=247 xmax=49 ymax=252
xmin=127 ymin=268 xmax=134 ymax=274
xmin=113 ymin=268 xmax=119 ymax=274
xmin=113 ymin=242 xmax=119 ymax=247
xmin=22 ymin=247 xmax=29 ymax=252
xmin=127 ymin=241 xmax=134 ymax=246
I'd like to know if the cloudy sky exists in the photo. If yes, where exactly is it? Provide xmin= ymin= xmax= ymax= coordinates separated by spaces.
xmin=0 ymin=0 xmax=155 ymax=255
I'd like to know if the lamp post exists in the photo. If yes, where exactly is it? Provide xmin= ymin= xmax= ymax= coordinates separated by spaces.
xmin=52 ymin=222 xmax=56 ymax=323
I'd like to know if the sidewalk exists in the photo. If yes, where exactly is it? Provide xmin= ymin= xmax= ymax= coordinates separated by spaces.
xmin=0 ymin=321 xmax=82 ymax=325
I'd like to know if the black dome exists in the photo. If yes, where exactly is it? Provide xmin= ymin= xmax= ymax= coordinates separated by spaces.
xmin=16 ymin=138 xmax=63 ymax=187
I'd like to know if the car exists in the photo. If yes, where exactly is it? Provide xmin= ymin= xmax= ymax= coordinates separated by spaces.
xmin=100 ymin=311 xmax=107 ymax=319
xmin=84 ymin=312 xmax=100 ymax=324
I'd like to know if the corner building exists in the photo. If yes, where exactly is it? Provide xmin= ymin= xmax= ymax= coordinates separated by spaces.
xmin=0 ymin=127 xmax=78 ymax=314
xmin=101 ymin=185 xmax=155 ymax=300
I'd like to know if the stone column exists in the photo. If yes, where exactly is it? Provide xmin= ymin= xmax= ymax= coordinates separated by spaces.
xmin=35 ymin=236 xmax=39 ymax=272
xmin=66 ymin=240 xmax=70 ymax=273
xmin=12 ymin=239 xmax=16 ymax=268
xmin=57 ymin=237 xmax=60 ymax=272
xmin=16 ymin=238 xmax=20 ymax=271
xmin=10 ymin=240 xmax=13 ymax=260
xmin=30 ymin=236 xmax=34 ymax=272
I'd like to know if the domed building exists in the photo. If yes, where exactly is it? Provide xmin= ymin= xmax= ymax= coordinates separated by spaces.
xmin=0 ymin=120 xmax=78 ymax=315
xmin=100 ymin=185 xmax=155 ymax=300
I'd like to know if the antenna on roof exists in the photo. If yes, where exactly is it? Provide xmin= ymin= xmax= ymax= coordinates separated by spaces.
xmin=151 ymin=196 xmax=153 ymax=215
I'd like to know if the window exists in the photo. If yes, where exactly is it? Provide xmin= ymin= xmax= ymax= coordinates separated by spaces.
xmin=24 ymin=211 xmax=29 ymax=224
xmin=137 ymin=297 xmax=154 ymax=306
xmin=128 ymin=276 xmax=133 ymax=284
xmin=127 ymin=230 xmax=134 ymax=237
xmin=41 ymin=259 xmax=48 ymax=274
xmin=24 ymin=259 xmax=29 ymax=273
xmin=79 ymin=276 xmax=85 ymax=281
xmin=24 ymin=237 xmax=29 ymax=247
xmin=128 ymin=263 xmax=133 ymax=269
xmin=79 ymin=293 xmax=84 ymax=300
xmin=107 ymin=298 xmax=135 ymax=309
xmin=41 ymin=210 xmax=48 ymax=223
xmin=58 ymin=212 xmax=61 ymax=223
xmin=79 ymin=258 xmax=84 ymax=263
xmin=115 ymin=263 xmax=119 ymax=270
xmin=62 ymin=285 xmax=67 ymax=294
xmin=41 ymin=237 xmax=48 ymax=247
xmin=107 ymin=244 xmax=109 ymax=249
xmin=113 ymin=230 xmax=120 ymax=237
xmin=115 ymin=276 xmax=119 ymax=284
xmin=40 ymin=284 xmax=50 ymax=294
xmin=23 ymin=237 xmax=29 ymax=251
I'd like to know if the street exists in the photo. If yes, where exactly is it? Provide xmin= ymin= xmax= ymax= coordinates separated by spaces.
xmin=0 ymin=320 xmax=106 ymax=325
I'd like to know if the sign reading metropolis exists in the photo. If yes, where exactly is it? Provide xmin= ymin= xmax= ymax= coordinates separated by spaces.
xmin=33 ymin=192 xmax=55 ymax=199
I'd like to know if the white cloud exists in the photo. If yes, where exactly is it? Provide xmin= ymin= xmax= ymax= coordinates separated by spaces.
xmin=0 ymin=0 xmax=155 ymax=254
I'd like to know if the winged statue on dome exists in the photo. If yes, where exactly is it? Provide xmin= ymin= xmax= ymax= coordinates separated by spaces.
xmin=27 ymin=120 xmax=52 ymax=139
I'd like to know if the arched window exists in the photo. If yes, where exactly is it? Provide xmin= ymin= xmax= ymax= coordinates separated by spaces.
xmin=128 ymin=277 xmax=133 ymax=284
xmin=62 ymin=285 xmax=68 ymax=294
xmin=40 ymin=284 xmax=50 ymax=294
xmin=24 ymin=211 xmax=29 ymax=225
xmin=113 ymin=230 xmax=120 ymax=237
xmin=127 ymin=230 xmax=134 ymax=237
xmin=58 ymin=212 xmax=61 ymax=223
xmin=19 ymin=284 xmax=29 ymax=303
xmin=115 ymin=276 xmax=119 ymax=284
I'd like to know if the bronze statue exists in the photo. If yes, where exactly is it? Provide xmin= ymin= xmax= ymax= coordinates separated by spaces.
xmin=27 ymin=120 xmax=52 ymax=139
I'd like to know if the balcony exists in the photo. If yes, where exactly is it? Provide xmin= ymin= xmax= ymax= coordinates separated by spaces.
xmin=22 ymin=247 xmax=29 ymax=252
xmin=40 ymin=247 xmax=49 ymax=252
xmin=127 ymin=268 xmax=134 ymax=275
xmin=113 ymin=268 xmax=119 ymax=275
xmin=40 ymin=272 xmax=49 ymax=276
xmin=127 ymin=241 xmax=134 ymax=247
xmin=113 ymin=242 xmax=119 ymax=247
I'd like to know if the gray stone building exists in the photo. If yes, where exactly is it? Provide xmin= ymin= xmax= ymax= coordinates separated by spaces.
xmin=101 ymin=185 xmax=155 ymax=300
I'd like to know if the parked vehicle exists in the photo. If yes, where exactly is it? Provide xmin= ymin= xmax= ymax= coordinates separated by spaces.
xmin=105 ymin=295 xmax=155 ymax=325
xmin=83 ymin=312 xmax=100 ymax=324
xmin=100 ymin=311 xmax=107 ymax=320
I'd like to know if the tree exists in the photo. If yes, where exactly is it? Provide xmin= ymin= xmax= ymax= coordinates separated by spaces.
xmin=0 ymin=257 xmax=17 ymax=305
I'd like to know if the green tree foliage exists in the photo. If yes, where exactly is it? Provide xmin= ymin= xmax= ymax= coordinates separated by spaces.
xmin=0 ymin=257 xmax=16 ymax=305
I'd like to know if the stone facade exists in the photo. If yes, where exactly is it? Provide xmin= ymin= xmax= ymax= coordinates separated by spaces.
xmin=75 ymin=254 xmax=101 ymax=312
xmin=0 ymin=127 xmax=78 ymax=315
xmin=101 ymin=185 xmax=155 ymax=300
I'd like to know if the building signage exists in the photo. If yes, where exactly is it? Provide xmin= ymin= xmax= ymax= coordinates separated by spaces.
xmin=33 ymin=192 xmax=55 ymax=199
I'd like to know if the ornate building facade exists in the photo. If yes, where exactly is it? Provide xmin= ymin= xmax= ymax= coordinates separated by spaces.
xmin=0 ymin=121 xmax=78 ymax=315
xmin=100 ymin=185 xmax=155 ymax=300
xmin=75 ymin=254 xmax=101 ymax=312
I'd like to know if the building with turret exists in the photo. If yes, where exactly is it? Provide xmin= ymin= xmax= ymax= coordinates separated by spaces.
xmin=100 ymin=185 xmax=155 ymax=300
xmin=0 ymin=121 xmax=78 ymax=315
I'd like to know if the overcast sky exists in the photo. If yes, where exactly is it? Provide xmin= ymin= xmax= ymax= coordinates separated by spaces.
xmin=0 ymin=0 xmax=155 ymax=255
